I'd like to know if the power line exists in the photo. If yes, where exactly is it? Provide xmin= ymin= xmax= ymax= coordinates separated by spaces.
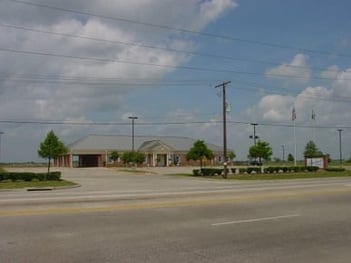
xmin=0 ymin=22 xmax=343 ymax=75
xmin=7 ymin=0 xmax=351 ymax=59
xmin=0 ymin=118 xmax=350 ymax=129
xmin=1 ymin=47 xmax=350 ymax=82
xmin=2 ymin=73 xmax=351 ymax=103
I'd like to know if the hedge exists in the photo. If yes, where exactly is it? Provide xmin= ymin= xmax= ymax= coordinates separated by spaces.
xmin=325 ymin=167 xmax=345 ymax=172
xmin=0 ymin=171 xmax=61 ymax=182
xmin=192 ymin=166 xmax=320 ymax=177
xmin=192 ymin=168 xmax=229 ymax=176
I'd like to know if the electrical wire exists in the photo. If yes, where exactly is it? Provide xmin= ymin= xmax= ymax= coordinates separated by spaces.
xmin=0 ymin=119 xmax=349 ymax=130
xmin=1 ymin=47 xmax=350 ymax=81
xmin=0 ymin=22 xmax=343 ymax=75
xmin=7 ymin=0 xmax=351 ymax=58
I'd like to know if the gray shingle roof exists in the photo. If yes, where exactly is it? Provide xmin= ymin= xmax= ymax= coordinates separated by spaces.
xmin=68 ymin=135 xmax=223 ymax=152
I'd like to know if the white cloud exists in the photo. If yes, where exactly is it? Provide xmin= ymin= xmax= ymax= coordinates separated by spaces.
xmin=0 ymin=0 xmax=237 ymax=161
xmin=320 ymin=65 xmax=340 ymax=79
xmin=265 ymin=53 xmax=311 ymax=84
xmin=243 ymin=65 xmax=351 ymax=160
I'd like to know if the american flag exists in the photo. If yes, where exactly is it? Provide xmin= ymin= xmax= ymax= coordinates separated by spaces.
xmin=292 ymin=107 xmax=296 ymax=121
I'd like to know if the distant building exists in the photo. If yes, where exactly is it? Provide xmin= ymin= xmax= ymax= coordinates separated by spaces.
xmin=54 ymin=135 xmax=225 ymax=168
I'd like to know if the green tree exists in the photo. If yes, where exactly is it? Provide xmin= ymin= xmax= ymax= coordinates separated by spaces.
xmin=228 ymin=151 xmax=236 ymax=163
xmin=304 ymin=141 xmax=322 ymax=158
xmin=121 ymin=151 xmax=145 ymax=166
xmin=38 ymin=130 xmax=67 ymax=174
xmin=287 ymin=153 xmax=294 ymax=162
xmin=248 ymin=140 xmax=273 ymax=164
xmin=186 ymin=140 xmax=214 ymax=168
xmin=110 ymin=151 xmax=120 ymax=162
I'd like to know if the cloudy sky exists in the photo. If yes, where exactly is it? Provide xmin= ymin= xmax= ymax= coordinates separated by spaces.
xmin=0 ymin=0 xmax=351 ymax=162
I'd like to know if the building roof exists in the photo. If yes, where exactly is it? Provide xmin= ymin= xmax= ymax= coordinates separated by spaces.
xmin=68 ymin=135 xmax=223 ymax=152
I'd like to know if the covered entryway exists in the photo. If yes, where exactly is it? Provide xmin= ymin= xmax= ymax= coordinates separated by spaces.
xmin=79 ymin=155 xmax=100 ymax=167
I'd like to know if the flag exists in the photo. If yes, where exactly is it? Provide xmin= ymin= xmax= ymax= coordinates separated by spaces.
xmin=292 ymin=107 xmax=296 ymax=121
xmin=312 ymin=109 xmax=316 ymax=120
xmin=225 ymin=100 xmax=231 ymax=112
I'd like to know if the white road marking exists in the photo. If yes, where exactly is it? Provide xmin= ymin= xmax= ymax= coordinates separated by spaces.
xmin=212 ymin=214 xmax=300 ymax=226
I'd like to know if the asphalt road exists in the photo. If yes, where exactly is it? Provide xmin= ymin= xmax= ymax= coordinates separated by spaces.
xmin=1 ymin=168 xmax=351 ymax=262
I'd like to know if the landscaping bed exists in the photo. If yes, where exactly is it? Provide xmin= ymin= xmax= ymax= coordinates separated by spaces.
xmin=192 ymin=166 xmax=349 ymax=179
xmin=0 ymin=168 xmax=77 ymax=190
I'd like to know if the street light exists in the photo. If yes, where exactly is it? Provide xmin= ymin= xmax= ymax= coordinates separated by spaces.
xmin=281 ymin=145 xmax=285 ymax=162
xmin=128 ymin=116 xmax=138 ymax=151
xmin=250 ymin=123 xmax=259 ymax=145
xmin=337 ymin=128 xmax=343 ymax=166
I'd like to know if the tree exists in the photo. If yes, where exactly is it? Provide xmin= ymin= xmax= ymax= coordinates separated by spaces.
xmin=304 ymin=140 xmax=323 ymax=166
xmin=121 ymin=151 xmax=145 ymax=166
xmin=287 ymin=153 xmax=294 ymax=162
xmin=228 ymin=151 xmax=236 ymax=163
xmin=304 ymin=141 xmax=322 ymax=158
xmin=38 ymin=130 xmax=67 ymax=174
xmin=248 ymin=140 xmax=272 ymax=164
xmin=186 ymin=140 xmax=214 ymax=168
xmin=110 ymin=151 xmax=120 ymax=163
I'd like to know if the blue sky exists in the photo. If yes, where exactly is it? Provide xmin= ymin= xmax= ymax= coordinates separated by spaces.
xmin=0 ymin=0 xmax=351 ymax=162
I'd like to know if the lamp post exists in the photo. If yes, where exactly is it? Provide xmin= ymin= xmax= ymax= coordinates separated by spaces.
xmin=337 ymin=128 xmax=343 ymax=166
xmin=128 ymin=116 xmax=138 ymax=152
xmin=281 ymin=145 xmax=285 ymax=162
xmin=0 ymin=131 xmax=3 ymax=163
xmin=250 ymin=123 xmax=258 ymax=145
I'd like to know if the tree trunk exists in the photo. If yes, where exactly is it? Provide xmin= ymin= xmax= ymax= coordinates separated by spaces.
xmin=48 ymin=157 xmax=51 ymax=174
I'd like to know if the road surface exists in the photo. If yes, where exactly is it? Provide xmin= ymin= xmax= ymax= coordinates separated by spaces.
xmin=1 ymin=168 xmax=351 ymax=262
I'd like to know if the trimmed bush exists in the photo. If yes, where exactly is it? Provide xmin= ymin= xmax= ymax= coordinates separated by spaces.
xmin=306 ymin=166 xmax=319 ymax=172
xmin=325 ymin=167 xmax=345 ymax=172
xmin=193 ymin=169 xmax=201 ymax=176
xmin=247 ymin=167 xmax=261 ymax=174
xmin=239 ymin=168 xmax=247 ymax=174
xmin=0 ymin=171 xmax=61 ymax=182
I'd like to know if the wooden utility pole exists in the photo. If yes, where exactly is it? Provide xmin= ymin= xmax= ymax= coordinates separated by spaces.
xmin=215 ymin=81 xmax=231 ymax=178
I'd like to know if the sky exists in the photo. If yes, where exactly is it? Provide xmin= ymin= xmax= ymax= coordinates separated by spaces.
xmin=0 ymin=0 xmax=351 ymax=162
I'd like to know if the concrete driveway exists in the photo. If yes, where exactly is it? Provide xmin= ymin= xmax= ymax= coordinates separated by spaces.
xmin=4 ymin=166 xmax=230 ymax=193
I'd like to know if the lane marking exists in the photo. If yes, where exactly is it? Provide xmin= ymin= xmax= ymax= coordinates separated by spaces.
xmin=212 ymin=214 xmax=300 ymax=226
xmin=1 ymin=187 xmax=350 ymax=217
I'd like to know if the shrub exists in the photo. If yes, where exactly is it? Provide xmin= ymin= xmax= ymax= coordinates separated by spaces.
xmin=206 ymin=168 xmax=223 ymax=176
xmin=0 ymin=171 xmax=61 ymax=182
xmin=193 ymin=169 xmax=201 ymax=176
xmin=47 ymin=171 xmax=61 ymax=180
xmin=306 ymin=166 xmax=319 ymax=172
xmin=247 ymin=167 xmax=261 ymax=174
xmin=239 ymin=168 xmax=247 ymax=174
xmin=325 ymin=167 xmax=345 ymax=172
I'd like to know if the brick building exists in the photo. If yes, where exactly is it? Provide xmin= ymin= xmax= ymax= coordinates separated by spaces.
xmin=54 ymin=135 xmax=225 ymax=168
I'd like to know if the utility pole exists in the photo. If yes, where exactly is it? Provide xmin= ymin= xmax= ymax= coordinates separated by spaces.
xmin=281 ymin=145 xmax=285 ymax=162
xmin=128 ymin=116 xmax=138 ymax=152
xmin=215 ymin=81 xmax=231 ymax=179
xmin=337 ymin=128 xmax=343 ymax=166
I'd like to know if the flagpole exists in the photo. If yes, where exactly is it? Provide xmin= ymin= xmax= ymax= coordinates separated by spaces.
xmin=294 ymin=118 xmax=297 ymax=166
xmin=312 ymin=109 xmax=316 ymax=143
xmin=292 ymin=106 xmax=297 ymax=166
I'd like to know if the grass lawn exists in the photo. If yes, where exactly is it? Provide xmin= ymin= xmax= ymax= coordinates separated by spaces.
xmin=0 ymin=180 xmax=77 ymax=190
xmin=225 ymin=170 xmax=351 ymax=180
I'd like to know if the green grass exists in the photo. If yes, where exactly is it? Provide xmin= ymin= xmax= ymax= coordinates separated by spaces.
xmin=226 ymin=171 xmax=351 ymax=180
xmin=0 ymin=180 xmax=77 ymax=190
